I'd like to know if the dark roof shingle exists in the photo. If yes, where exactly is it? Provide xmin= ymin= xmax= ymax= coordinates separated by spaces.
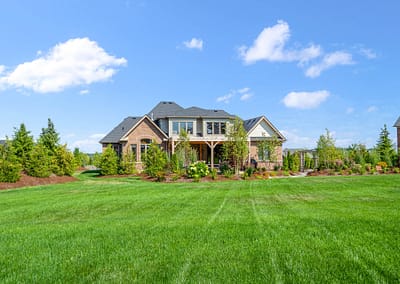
xmin=243 ymin=116 xmax=263 ymax=132
xmin=148 ymin=101 xmax=184 ymax=120
xmin=100 ymin=116 xmax=143 ymax=144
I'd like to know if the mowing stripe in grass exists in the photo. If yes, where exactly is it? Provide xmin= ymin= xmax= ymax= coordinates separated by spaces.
xmin=176 ymin=190 xmax=230 ymax=283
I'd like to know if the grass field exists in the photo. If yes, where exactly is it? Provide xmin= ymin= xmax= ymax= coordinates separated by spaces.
xmin=1 ymin=173 xmax=399 ymax=283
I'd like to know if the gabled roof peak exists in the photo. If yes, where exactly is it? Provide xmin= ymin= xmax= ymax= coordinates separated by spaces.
xmin=394 ymin=116 xmax=400 ymax=127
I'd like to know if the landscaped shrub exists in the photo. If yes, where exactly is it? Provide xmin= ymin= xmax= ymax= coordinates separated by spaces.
xmin=25 ymin=143 xmax=52 ymax=178
xmin=376 ymin=161 xmax=388 ymax=173
xmin=242 ymin=167 xmax=255 ymax=179
xmin=187 ymin=161 xmax=209 ymax=179
xmin=143 ymin=143 xmax=168 ymax=178
xmin=169 ymin=153 xmax=184 ymax=174
xmin=210 ymin=168 xmax=218 ymax=180
xmin=119 ymin=151 xmax=137 ymax=175
xmin=0 ymin=144 xmax=22 ymax=182
xmin=98 ymin=145 xmax=119 ymax=176
xmin=52 ymin=145 xmax=75 ymax=176
xmin=0 ymin=159 xmax=21 ymax=182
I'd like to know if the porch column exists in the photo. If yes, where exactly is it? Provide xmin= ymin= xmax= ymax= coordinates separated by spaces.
xmin=248 ymin=140 xmax=251 ymax=167
xmin=171 ymin=138 xmax=175 ymax=154
xmin=205 ymin=141 xmax=220 ymax=170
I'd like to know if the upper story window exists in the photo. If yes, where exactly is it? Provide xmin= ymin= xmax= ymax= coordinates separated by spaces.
xmin=172 ymin=121 xmax=193 ymax=135
xmin=206 ymin=122 xmax=226 ymax=135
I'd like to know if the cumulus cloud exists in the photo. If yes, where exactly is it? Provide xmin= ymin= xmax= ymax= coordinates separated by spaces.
xmin=283 ymin=90 xmax=330 ymax=109
xmin=183 ymin=38 xmax=203 ymax=50
xmin=0 ymin=37 xmax=127 ymax=93
xmin=305 ymin=51 xmax=354 ymax=78
xmin=367 ymin=106 xmax=378 ymax=112
xmin=239 ymin=20 xmax=321 ymax=65
xmin=239 ymin=20 xmax=361 ymax=77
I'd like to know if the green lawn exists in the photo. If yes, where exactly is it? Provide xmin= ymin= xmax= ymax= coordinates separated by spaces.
xmin=0 ymin=174 xmax=399 ymax=283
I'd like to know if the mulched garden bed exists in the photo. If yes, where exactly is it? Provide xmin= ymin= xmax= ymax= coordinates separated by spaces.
xmin=0 ymin=174 xmax=77 ymax=190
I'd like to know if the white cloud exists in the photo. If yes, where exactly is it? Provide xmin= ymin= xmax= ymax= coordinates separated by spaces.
xmin=239 ymin=20 xmax=321 ymax=65
xmin=217 ymin=87 xmax=254 ymax=103
xmin=367 ymin=106 xmax=378 ymax=112
xmin=216 ymin=92 xmax=234 ymax=104
xmin=183 ymin=38 xmax=203 ymax=50
xmin=0 ymin=65 xmax=5 ymax=75
xmin=283 ymin=90 xmax=330 ymax=109
xmin=240 ymin=93 xmax=253 ymax=101
xmin=0 ymin=37 xmax=127 ymax=93
xmin=360 ymin=48 xmax=377 ymax=59
xmin=238 ymin=87 xmax=250 ymax=94
xmin=305 ymin=51 xmax=354 ymax=78
xmin=239 ymin=20 xmax=361 ymax=77
xmin=79 ymin=89 xmax=90 ymax=95
xmin=346 ymin=107 xmax=355 ymax=114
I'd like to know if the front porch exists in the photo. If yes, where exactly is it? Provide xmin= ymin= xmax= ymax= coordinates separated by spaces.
xmin=169 ymin=138 xmax=225 ymax=169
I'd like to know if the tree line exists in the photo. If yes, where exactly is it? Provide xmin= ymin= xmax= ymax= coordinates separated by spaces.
xmin=0 ymin=119 xmax=90 ymax=183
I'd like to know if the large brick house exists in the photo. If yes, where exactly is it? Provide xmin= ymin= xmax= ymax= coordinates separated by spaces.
xmin=100 ymin=101 xmax=286 ymax=170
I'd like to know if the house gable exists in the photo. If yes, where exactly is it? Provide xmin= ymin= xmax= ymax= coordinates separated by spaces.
xmin=245 ymin=116 xmax=286 ymax=141
xmin=121 ymin=115 xmax=167 ymax=142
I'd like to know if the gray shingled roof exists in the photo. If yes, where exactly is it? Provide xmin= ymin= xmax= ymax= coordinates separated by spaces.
xmin=148 ymin=101 xmax=184 ymax=120
xmin=174 ymin=107 xmax=234 ymax=118
xmin=0 ymin=140 xmax=6 ymax=146
xmin=243 ymin=116 xmax=263 ymax=132
xmin=147 ymin=101 xmax=234 ymax=119
xmin=100 ymin=116 xmax=143 ymax=144
xmin=394 ymin=116 xmax=400 ymax=127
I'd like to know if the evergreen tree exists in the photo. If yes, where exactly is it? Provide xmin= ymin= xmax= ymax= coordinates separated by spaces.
xmin=375 ymin=124 xmax=396 ymax=167
xmin=222 ymin=117 xmax=249 ymax=175
xmin=143 ymin=143 xmax=168 ymax=178
xmin=25 ymin=143 xmax=52 ymax=178
xmin=98 ymin=145 xmax=119 ymax=175
xmin=39 ymin=118 xmax=60 ymax=154
xmin=11 ymin=123 xmax=34 ymax=169
xmin=52 ymin=145 xmax=76 ymax=176
xmin=0 ymin=141 xmax=22 ymax=183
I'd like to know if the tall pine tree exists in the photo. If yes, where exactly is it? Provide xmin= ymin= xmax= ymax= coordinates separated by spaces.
xmin=38 ymin=118 xmax=60 ymax=154
xmin=11 ymin=123 xmax=34 ymax=169
xmin=375 ymin=124 xmax=396 ymax=167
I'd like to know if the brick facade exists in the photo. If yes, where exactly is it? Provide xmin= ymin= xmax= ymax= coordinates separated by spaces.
xmin=249 ymin=140 xmax=283 ymax=170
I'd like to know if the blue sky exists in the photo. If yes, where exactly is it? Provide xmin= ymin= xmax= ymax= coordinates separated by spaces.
xmin=1 ymin=0 xmax=399 ymax=152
